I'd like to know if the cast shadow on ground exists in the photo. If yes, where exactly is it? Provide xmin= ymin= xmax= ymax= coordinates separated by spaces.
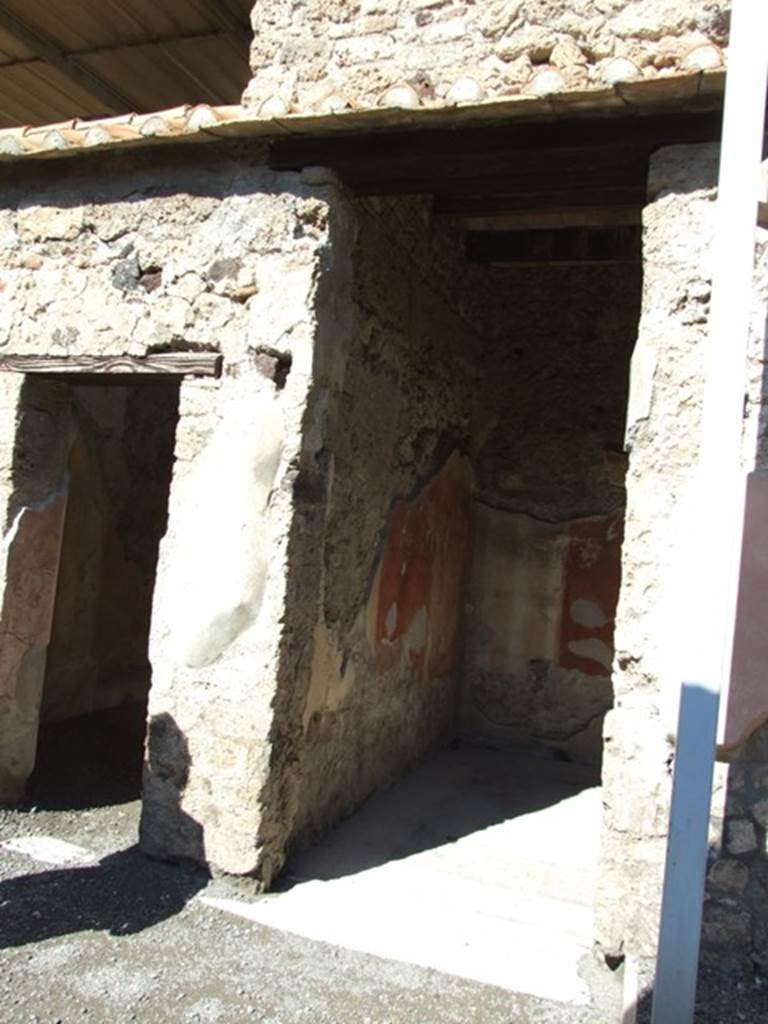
xmin=1 ymin=716 xmax=208 ymax=946
xmin=2 ymin=712 xmax=208 ymax=949
xmin=0 ymin=844 xmax=207 ymax=949
xmin=625 ymin=959 xmax=768 ymax=1024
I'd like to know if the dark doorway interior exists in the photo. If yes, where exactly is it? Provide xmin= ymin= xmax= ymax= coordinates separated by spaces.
xmin=27 ymin=378 xmax=180 ymax=810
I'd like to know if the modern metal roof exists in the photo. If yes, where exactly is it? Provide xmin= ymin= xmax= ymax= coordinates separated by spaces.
xmin=0 ymin=0 xmax=252 ymax=128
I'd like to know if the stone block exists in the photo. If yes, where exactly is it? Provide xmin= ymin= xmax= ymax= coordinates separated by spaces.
xmin=707 ymin=859 xmax=750 ymax=895
xmin=725 ymin=820 xmax=758 ymax=856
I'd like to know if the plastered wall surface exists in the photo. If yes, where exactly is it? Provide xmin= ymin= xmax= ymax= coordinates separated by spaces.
xmin=244 ymin=0 xmax=729 ymax=114
xmin=0 ymin=376 xmax=70 ymax=799
xmin=0 ymin=154 xmax=484 ymax=882
xmin=595 ymin=143 xmax=768 ymax=968
xmin=0 ymin=148 xmax=641 ymax=880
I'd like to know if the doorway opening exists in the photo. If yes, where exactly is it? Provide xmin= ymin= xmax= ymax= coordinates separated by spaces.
xmin=27 ymin=377 xmax=180 ymax=810
xmin=248 ymin=187 xmax=642 ymax=1004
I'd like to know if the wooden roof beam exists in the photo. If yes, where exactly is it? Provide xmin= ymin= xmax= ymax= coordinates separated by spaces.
xmin=450 ymin=207 xmax=641 ymax=230
xmin=0 ymin=4 xmax=137 ymax=114
xmin=465 ymin=226 xmax=642 ymax=265
xmin=269 ymin=112 xmax=725 ymax=172
xmin=434 ymin=185 xmax=647 ymax=216
xmin=436 ymin=185 xmax=644 ymax=229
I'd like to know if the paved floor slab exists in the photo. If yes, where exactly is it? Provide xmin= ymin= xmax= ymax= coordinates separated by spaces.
xmin=204 ymin=745 xmax=603 ymax=1005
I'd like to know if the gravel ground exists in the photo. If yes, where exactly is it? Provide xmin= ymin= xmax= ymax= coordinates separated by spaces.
xmin=0 ymin=796 xmax=616 ymax=1024
xmin=1 ymin=710 xmax=766 ymax=1024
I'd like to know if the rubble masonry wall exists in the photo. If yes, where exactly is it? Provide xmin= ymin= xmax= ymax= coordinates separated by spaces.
xmin=244 ymin=0 xmax=730 ymax=115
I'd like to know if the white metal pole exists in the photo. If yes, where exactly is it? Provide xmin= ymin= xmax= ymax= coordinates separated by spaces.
xmin=651 ymin=3 xmax=768 ymax=1022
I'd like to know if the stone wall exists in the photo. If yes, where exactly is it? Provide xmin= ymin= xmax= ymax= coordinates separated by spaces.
xmin=274 ymin=193 xmax=480 ymax=848
xmin=244 ymin=0 xmax=730 ymax=114
xmin=0 ymin=149 xmax=341 ymax=880
xmin=595 ymin=143 xmax=768 ymax=968
xmin=459 ymin=263 xmax=640 ymax=765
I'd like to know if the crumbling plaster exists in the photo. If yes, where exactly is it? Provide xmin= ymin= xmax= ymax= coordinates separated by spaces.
xmin=0 ymin=152 xmax=486 ymax=881
xmin=244 ymin=0 xmax=730 ymax=115
xmin=0 ymin=375 xmax=70 ymax=800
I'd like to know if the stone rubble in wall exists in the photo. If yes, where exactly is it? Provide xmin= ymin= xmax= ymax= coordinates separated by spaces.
xmin=244 ymin=0 xmax=730 ymax=114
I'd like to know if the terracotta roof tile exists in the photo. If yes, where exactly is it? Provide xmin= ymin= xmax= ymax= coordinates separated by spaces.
xmin=0 ymin=70 xmax=725 ymax=164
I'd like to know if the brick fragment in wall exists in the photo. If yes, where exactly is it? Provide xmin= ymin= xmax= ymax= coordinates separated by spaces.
xmin=243 ymin=0 xmax=730 ymax=113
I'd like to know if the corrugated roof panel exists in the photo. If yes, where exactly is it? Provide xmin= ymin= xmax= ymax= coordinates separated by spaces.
xmin=0 ymin=0 xmax=253 ymax=126
xmin=1 ymin=0 xmax=251 ymax=49
xmin=0 ymin=0 xmax=217 ymax=50
xmin=0 ymin=63 xmax=106 ymax=124
xmin=82 ymin=35 xmax=249 ymax=111
xmin=0 ymin=26 xmax=35 ymax=62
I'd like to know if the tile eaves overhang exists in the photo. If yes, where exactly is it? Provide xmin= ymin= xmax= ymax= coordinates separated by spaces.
xmin=0 ymin=70 xmax=726 ymax=165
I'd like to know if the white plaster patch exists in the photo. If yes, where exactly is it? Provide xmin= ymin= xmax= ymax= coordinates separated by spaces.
xmin=162 ymin=383 xmax=285 ymax=669
xmin=384 ymin=602 xmax=398 ymax=639
xmin=1 ymin=486 xmax=68 ymax=553
xmin=406 ymin=606 xmax=428 ymax=654
xmin=570 ymin=598 xmax=609 ymax=629
xmin=566 ymin=638 xmax=613 ymax=671
xmin=2 ymin=835 xmax=97 ymax=866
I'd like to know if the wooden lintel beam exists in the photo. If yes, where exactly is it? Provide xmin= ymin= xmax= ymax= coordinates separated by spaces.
xmin=269 ymin=111 xmax=725 ymax=172
xmin=0 ymin=4 xmax=137 ymax=114
xmin=466 ymin=226 xmax=642 ymax=265
xmin=0 ymin=353 xmax=222 ymax=377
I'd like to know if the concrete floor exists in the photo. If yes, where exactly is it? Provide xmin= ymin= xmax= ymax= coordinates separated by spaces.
xmin=203 ymin=744 xmax=605 ymax=1006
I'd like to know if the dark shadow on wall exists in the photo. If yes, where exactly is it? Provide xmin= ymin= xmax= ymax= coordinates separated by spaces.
xmin=24 ymin=702 xmax=148 ymax=812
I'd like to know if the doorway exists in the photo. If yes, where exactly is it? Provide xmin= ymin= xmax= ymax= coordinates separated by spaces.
xmin=25 ymin=376 xmax=180 ymax=809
